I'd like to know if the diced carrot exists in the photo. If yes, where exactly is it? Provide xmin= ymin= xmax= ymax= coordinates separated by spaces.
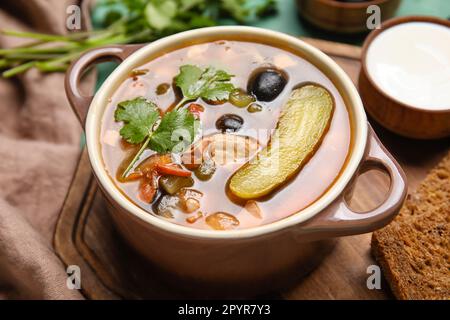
xmin=137 ymin=154 xmax=172 ymax=174
xmin=139 ymin=171 xmax=158 ymax=203
xmin=186 ymin=212 xmax=203 ymax=224
xmin=156 ymin=164 xmax=192 ymax=177
xmin=139 ymin=182 xmax=156 ymax=203
xmin=188 ymin=103 xmax=204 ymax=117
xmin=124 ymin=171 xmax=144 ymax=181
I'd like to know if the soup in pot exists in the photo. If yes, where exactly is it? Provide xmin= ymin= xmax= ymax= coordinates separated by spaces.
xmin=100 ymin=40 xmax=351 ymax=230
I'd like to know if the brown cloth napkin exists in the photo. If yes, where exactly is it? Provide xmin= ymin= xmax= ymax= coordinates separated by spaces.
xmin=0 ymin=0 xmax=92 ymax=299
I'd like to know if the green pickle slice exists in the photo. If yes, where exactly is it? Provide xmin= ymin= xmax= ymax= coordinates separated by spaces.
xmin=229 ymin=84 xmax=334 ymax=199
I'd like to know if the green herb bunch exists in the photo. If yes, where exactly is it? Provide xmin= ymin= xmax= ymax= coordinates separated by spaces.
xmin=117 ymin=64 xmax=236 ymax=177
xmin=0 ymin=0 xmax=277 ymax=78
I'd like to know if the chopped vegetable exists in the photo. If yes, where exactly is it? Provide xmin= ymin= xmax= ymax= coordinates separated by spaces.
xmin=178 ymin=188 xmax=203 ymax=201
xmin=137 ymin=154 xmax=172 ymax=173
xmin=206 ymin=212 xmax=240 ymax=230
xmin=139 ymin=170 xmax=159 ymax=203
xmin=159 ymin=175 xmax=194 ymax=195
xmin=154 ymin=188 xmax=202 ymax=216
xmin=126 ymin=172 xmax=145 ymax=181
xmin=229 ymin=89 xmax=255 ymax=108
xmin=247 ymin=103 xmax=263 ymax=113
xmin=187 ymin=103 xmax=204 ymax=117
xmin=186 ymin=211 xmax=203 ymax=224
xmin=153 ymin=194 xmax=179 ymax=218
xmin=195 ymin=157 xmax=216 ymax=181
xmin=184 ymin=198 xmax=200 ymax=213
xmin=156 ymin=164 xmax=192 ymax=177
xmin=178 ymin=189 xmax=203 ymax=213
xmin=229 ymin=84 xmax=334 ymax=199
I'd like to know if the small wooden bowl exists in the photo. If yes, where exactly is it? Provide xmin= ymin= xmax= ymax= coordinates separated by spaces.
xmin=297 ymin=0 xmax=401 ymax=34
xmin=359 ymin=16 xmax=450 ymax=139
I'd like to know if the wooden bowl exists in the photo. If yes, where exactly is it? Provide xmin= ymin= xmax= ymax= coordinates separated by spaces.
xmin=297 ymin=0 xmax=401 ymax=34
xmin=359 ymin=16 xmax=450 ymax=139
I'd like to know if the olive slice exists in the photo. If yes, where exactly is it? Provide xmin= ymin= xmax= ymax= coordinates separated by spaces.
xmin=215 ymin=114 xmax=244 ymax=133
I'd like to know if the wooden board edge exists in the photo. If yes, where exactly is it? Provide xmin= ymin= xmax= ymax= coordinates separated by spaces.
xmin=53 ymin=148 xmax=118 ymax=300
xmin=301 ymin=37 xmax=362 ymax=60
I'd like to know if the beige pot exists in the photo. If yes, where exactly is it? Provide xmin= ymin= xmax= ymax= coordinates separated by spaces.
xmin=65 ymin=26 xmax=407 ymax=297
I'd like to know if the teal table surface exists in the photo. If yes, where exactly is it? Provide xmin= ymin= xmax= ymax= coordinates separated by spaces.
xmin=93 ymin=0 xmax=450 ymax=89
xmin=252 ymin=0 xmax=450 ymax=44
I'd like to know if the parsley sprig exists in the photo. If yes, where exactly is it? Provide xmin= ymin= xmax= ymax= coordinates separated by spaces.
xmin=115 ymin=64 xmax=236 ymax=178
xmin=174 ymin=64 xmax=235 ymax=109
xmin=115 ymin=97 xmax=197 ymax=178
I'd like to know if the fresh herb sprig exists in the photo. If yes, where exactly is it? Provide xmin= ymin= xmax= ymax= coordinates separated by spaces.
xmin=115 ymin=97 xmax=198 ymax=178
xmin=174 ymin=64 xmax=235 ymax=109
xmin=0 ymin=0 xmax=277 ymax=78
xmin=116 ymin=64 xmax=236 ymax=177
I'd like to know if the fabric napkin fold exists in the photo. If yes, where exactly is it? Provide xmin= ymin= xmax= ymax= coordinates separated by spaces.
xmin=0 ymin=0 xmax=93 ymax=299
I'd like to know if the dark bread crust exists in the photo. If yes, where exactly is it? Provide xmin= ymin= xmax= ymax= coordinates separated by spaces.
xmin=371 ymin=151 xmax=450 ymax=300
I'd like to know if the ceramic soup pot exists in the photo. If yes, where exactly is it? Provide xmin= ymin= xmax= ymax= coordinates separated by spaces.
xmin=65 ymin=26 xmax=407 ymax=296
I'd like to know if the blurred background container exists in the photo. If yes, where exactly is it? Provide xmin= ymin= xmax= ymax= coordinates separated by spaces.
xmin=296 ymin=0 xmax=401 ymax=34
xmin=248 ymin=0 xmax=449 ymax=44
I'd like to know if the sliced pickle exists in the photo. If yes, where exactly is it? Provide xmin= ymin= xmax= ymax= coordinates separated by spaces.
xmin=229 ymin=84 xmax=334 ymax=199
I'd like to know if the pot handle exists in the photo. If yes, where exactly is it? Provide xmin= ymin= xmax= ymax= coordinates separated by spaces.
xmin=65 ymin=44 xmax=144 ymax=127
xmin=296 ymin=125 xmax=407 ymax=241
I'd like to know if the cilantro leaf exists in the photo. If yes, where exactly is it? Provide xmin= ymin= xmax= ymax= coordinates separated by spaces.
xmin=150 ymin=108 xmax=198 ymax=153
xmin=174 ymin=64 xmax=235 ymax=105
xmin=202 ymin=82 xmax=236 ymax=101
xmin=114 ymin=97 xmax=159 ymax=144
xmin=114 ymin=96 xmax=199 ymax=178
xmin=174 ymin=65 xmax=204 ymax=99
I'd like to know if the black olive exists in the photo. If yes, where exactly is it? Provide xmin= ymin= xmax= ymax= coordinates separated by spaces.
xmin=248 ymin=68 xmax=287 ymax=101
xmin=215 ymin=114 xmax=244 ymax=133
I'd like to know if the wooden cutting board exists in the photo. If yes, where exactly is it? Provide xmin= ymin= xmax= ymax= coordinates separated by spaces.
xmin=53 ymin=37 xmax=450 ymax=300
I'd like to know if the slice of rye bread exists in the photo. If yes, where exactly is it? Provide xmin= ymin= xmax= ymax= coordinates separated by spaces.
xmin=372 ymin=150 xmax=450 ymax=300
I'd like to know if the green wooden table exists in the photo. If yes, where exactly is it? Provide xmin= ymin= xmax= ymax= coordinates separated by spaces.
xmin=252 ymin=0 xmax=450 ymax=44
